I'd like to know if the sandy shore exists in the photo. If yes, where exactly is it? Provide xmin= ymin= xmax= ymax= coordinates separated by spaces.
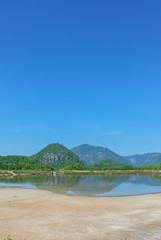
xmin=0 ymin=188 xmax=161 ymax=240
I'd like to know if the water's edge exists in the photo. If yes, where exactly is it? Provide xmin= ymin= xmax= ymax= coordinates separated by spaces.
xmin=1 ymin=170 xmax=161 ymax=178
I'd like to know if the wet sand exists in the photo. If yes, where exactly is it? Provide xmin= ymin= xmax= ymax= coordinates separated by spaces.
xmin=0 ymin=188 xmax=161 ymax=240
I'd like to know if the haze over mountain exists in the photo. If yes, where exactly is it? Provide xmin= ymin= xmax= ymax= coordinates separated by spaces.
xmin=71 ymin=144 xmax=128 ymax=165
xmin=125 ymin=153 xmax=161 ymax=166
xmin=32 ymin=143 xmax=85 ymax=168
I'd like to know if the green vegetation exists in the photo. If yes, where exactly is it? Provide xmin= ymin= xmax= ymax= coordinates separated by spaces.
xmin=1 ymin=143 xmax=161 ymax=173
xmin=71 ymin=144 xmax=128 ymax=165
xmin=4 ymin=236 xmax=12 ymax=240
xmin=0 ymin=155 xmax=40 ymax=164
xmin=63 ymin=162 xmax=161 ymax=171
xmin=0 ymin=156 xmax=56 ymax=171
xmin=92 ymin=159 xmax=124 ymax=168
xmin=0 ymin=162 xmax=55 ymax=171
xmin=63 ymin=163 xmax=133 ymax=171
xmin=136 ymin=163 xmax=161 ymax=170
xmin=0 ymin=143 xmax=86 ymax=171
xmin=32 ymin=143 xmax=85 ymax=168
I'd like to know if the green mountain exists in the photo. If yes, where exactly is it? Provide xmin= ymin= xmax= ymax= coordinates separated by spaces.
xmin=92 ymin=159 xmax=124 ymax=168
xmin=71 ymin=144 xmax=128 ymax=165
xmin=125 ymin=153 xmax=161 ymax=166
xmin=32 ymin=143 xmax=85 ymax=168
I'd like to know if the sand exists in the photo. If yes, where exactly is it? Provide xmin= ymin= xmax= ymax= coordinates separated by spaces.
xmin=0 ymin=188 xmax=161 ymax=240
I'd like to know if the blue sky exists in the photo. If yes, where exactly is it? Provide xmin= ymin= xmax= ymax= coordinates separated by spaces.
xmin=0 ymin=0 xmax=161 ymax=156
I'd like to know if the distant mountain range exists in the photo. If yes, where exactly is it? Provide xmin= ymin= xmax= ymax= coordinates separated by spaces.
xmin=125 ymin=153 xmax=161 ymax=166
xmin=71 ymin=144 xmax=128 ymax=165
xmin=1 ymin=142 xmax=161 ymax=168
xmin=71 ymin=144 xmax=161 ymax=166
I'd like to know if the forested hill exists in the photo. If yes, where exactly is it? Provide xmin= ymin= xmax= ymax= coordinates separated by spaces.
xmin=32 ymin=143 xmax=85 ymax=168
xmin=71 ymin=144 xmax=128 ymax=165
xmin=1 ymin=143 xmax=161 ymax=169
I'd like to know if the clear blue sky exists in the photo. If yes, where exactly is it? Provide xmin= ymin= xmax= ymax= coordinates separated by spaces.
xmin=0 ymin=0 xmax=161 ymax=156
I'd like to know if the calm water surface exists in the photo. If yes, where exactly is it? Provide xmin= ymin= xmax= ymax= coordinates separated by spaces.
xmin=1 ymin=175 xmax=161 ymax=196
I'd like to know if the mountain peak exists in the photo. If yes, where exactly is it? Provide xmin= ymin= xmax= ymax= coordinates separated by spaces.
xmin=33 ymin=143 xmax=85 ymax=168
xmin=71 ymin=144 xmax=128 ymax=165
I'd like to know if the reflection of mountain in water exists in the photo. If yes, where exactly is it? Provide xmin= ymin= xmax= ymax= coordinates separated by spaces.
xmin=35 ymin=175 xmax=85 ymax=193
xmin=0 ymin=175 xmax=125 ymax=195
xmin=35 ymin=175 xmax=129 ymax=195
xmin=1 ymin=175 xmax=161 ymax=196
xmin=68 ymin=175 xmax=126 ymax=195
xmin=31 ymin=175 xmax=125 ymax=195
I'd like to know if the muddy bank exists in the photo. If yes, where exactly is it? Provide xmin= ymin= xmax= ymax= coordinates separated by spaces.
xmin=0 ymin=188 xmax=161 ymax=240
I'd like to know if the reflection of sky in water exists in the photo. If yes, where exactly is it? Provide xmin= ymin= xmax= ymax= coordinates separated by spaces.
xmin=0 ymin=182 xmax=37 ymax=189
xmin=66 ymin=191 xmax=78 ymax=196
xmin=92 ymin=183 xmax=161 ymax=197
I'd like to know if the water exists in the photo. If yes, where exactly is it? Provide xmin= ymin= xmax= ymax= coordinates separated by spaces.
xmin=1 ymin=174 xmax=161 ymax=196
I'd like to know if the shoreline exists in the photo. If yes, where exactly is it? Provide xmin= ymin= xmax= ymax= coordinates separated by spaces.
xmin=1 ymin=188 xmax=161 ymax=240
xmin=58 ymin=169 xmax=161 ymax=176
xmin=0 ymin=170 xmax=52 ymax=178
xmin=1 ymin=169 xmax=161 ymax=178
xmin=1 ymin=185 xmax=161 ymax=198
